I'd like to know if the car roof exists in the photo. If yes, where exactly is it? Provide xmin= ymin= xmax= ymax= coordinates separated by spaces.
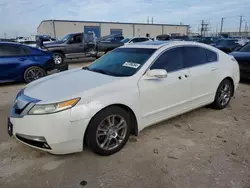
xmin=121 ymin=40 xmax=203 ymax=49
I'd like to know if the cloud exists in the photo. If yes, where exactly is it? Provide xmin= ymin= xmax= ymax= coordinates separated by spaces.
xmin=0 ymin=0 xmax=249 ymax=37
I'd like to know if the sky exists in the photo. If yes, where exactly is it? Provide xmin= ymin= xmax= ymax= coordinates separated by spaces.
xmin=0 ymin=0 xmax=250 ymax=37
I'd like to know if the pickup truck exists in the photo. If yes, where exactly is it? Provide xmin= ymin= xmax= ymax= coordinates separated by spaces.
xmin=36 ymin=33 xmax=96 ymax=66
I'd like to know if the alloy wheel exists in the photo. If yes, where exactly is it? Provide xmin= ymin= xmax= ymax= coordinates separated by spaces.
xmin=96 ymin=115 xmax=127 ymax=151
xmin=53 ymin=54 xmax=62 ymax=64
xmin=218 ymin=83 xmax=231 ymax=106
xmin=26 ymin=68 xmax=45 ymax=82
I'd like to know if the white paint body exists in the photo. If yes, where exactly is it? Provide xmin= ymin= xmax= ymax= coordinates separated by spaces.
xmin=10 ymin=41 xmax=240 ymax=154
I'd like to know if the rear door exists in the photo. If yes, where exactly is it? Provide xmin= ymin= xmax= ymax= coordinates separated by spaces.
xmin=182 ymin=46 xmax=220 ymax=106
xmin=0 ymin=44 xmax=30 ymax=81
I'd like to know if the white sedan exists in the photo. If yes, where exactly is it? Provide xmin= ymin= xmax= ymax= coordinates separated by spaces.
xmin=8 ymin=41 xmax=240 ymax=156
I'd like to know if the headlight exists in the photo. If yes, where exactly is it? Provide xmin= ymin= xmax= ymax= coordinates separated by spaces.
xmin=28 ymin=97 xmax=80 ymax=115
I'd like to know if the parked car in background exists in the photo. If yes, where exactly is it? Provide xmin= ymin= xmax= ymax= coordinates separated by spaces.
xmin=9 ymin=41 xmax=239 ymax=156
xmin=211 ymin=38 xmax=241 ymax=53
xmin=230 ymin=42 xmax=250 ymax=80
xmin=0 ymin=42 xmax=57 ymax=83
xmin=121 ymin=37 xmax=152 ymax=44
xmin=95 ymin=34 xmax=124 ymax=54
xmin=155 ymin=34 xmax=171 ymax=41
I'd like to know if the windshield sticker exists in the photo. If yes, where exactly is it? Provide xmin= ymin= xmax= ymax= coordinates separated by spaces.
xmin=123 ymin=62 xmax=141 ymax=69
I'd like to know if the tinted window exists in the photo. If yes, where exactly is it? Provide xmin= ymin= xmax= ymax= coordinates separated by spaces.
xmin=137 ymin=38 xmax=149 ymax=42
xmin=205 ymin=49 xmax=217 ymax=62
xmin=183 ymin=47 xmax=207 ymax=68
xmin=88 ymin=48 xmax=156 ymax=77
xmin=0 ymin=45 xmax=27 ymax=56
xmin=130 ymin=38 xmax=139 ymax=43
xmin=150 ymin=47 xmax=183 ymax=72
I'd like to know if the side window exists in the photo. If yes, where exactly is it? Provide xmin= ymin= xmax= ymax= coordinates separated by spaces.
xmin=205 ymin=49 xmax=217 ymax=62
xmin=130 ymin=38 xmax=139 ymax=43
xmin=183 ymin=46 xmax=207 ymax=68
xmin=69 ymin=35 xmax=82 ymax=44
xmin=137 ymin=38 xmax=149 ymax=42
xmin=150 ymin=47 xmax=183 ymax=72
xmin=0 ymin=45 xmax=27 ymax=57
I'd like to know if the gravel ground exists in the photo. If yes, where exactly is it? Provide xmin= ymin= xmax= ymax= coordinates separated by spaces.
xmin=0 ymin=61 xmax=250 ymax=188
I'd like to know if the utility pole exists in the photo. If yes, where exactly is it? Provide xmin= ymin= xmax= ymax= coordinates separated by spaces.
xmin=151 ymin=17 xmax=153 ymax=24
xmin=220 ymin=17 xmax=224 ymax=35
xmin=147 ymin=16 xmax=149 ymax=24
xmin=216 ymin=23 xmax=218 ymax=37
xmin=200 ymin=20 xmax=209 ymax=37
xmin=239 ymin=15 xmax=243 ymax=36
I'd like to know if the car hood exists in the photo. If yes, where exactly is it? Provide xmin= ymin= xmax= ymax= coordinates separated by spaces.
xmin=24 ymin=68 xmax=122 ymax=103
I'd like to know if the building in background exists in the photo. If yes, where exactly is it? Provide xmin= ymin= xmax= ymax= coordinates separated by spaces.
xmin=37 ymin=20 xmax=189 ymax=39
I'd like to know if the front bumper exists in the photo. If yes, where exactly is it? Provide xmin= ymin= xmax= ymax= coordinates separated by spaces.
xmin=10 ymin=111 xmax=91 ymax=154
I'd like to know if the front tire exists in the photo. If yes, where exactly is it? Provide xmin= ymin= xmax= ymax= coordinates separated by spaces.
xmin=52 ymin=52 xmax=64 ymax=65
xmin=212 ymin=79 xmax=233 ymax=109
xmin=24 ymin=66 xmax=46 ymax=83
xmin=87 ymin=106 xmax=131 ymax=156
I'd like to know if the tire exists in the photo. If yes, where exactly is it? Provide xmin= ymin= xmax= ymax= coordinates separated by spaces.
xmin=87 ymin=106 xmax=131 ymax=156
xmin=52 ymin=52 xmax=64 ymax=65
xmin=24 ymin=66 xmax=46 ymax=83
xmin=212 ymin=79 xmax=233 ymax=109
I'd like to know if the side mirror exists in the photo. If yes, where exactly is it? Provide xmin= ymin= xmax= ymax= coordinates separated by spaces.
xmin=147 ymin=69 xmax=167 ymax=78
xmin=129 ymin=41 xmax=134 ymax=43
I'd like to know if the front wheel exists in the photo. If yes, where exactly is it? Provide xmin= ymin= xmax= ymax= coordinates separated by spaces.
xmin=212 ymin=79 xmax=233 ymax=109
xmin=24 ymin=66 xmax=46 ymax=83
xmin=87 ymin=106 xmax=131 ymax=156
xmin=52 ymin=52 xmax=64 ymax=65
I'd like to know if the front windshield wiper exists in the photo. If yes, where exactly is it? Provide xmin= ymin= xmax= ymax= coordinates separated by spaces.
xmin=83 ymin=67 xmax=128 ymax=77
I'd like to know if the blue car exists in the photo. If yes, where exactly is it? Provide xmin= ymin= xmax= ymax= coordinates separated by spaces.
xmin=0 ymin=42 xmax=55 ymax=83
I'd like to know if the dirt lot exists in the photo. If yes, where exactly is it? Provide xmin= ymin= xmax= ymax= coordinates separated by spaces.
xmin=0 ymin=61 xmax=250 ymax=188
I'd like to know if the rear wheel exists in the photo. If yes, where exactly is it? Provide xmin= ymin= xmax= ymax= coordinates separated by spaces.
xmin=212 ymin=79 xmax=233 ymax=109
xmin=87 ymin=106 xmax=131 ymax=156
xmin=24 ymin=66 xmax=46 ymax=83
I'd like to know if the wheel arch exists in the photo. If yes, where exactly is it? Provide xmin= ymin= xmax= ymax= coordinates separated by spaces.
xmin=51 ymin=50 xmax=65 ymax=57
xmin=222 ymin=76 xmax=235 ymax=97
xmin=84 ymin=103 xmax=139 ymax=145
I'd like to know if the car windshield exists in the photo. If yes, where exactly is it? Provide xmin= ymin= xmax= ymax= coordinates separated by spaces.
xmin=60 ymin=34 xmax=72 ymax=42
xmin=86 ymin=48 xmax=156 ymax=77
xmin=120 ymin=38 xmax=131 ymax=43
xmin=238 ymin=42 xmax=250 ymax=52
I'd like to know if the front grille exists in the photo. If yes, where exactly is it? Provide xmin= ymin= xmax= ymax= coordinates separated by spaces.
xmin=16 ymin=134 xmax=51 ymax=150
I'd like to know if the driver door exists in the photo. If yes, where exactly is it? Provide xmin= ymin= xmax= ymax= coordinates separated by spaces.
xmin=66 ymin=34 xmax=85 ymax=57
xmin=138 ymin=47 xmax=191 ymax=127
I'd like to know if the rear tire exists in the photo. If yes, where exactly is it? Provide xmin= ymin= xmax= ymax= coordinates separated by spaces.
xmin=87 ymin=106 xmax=131 ymax=156
xmin=24 ymin=66 xmax=46 ymax=83
xmin=212 ymin=79 xmax=233 ymax=109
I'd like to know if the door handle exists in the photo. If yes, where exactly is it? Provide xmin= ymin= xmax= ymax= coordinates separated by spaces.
xmin=185 ymin=74 xmax=189 ymax=78
xmin=19 ymin=57 xmax=26 ymax=61
xmin=211 ymin=67 xmax=218 ymax=71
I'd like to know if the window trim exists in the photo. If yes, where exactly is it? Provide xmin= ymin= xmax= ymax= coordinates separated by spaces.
xmin=144 ymin=44 xmax=219 ymax=75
